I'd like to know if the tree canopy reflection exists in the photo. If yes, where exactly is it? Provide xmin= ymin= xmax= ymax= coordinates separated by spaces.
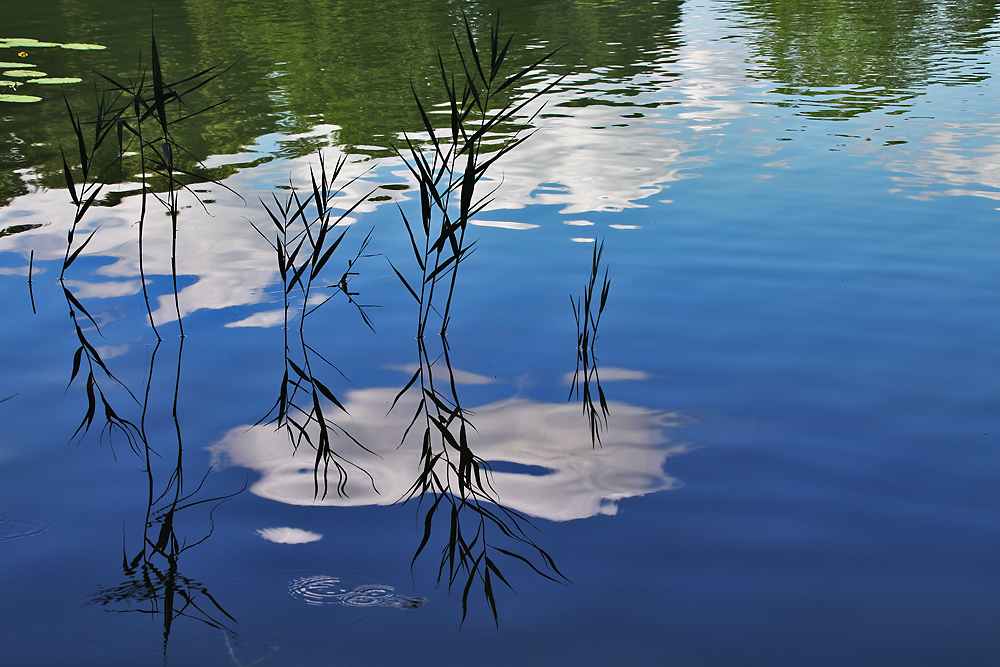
xmin=731 ymin=0 xmax=1000 ymax=118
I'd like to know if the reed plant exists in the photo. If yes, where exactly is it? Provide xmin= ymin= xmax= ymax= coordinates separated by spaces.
xmin=388 ymin=12 xmax=567 ymax=625
xmin=52 ymin=12 xmax=581 ymax=628
xmin=58 ymin=30 xmax=232 ymax=451
xmin=569 ymin=239 xmax=611 ymax=447
xmin=252 ymin=152 xmax=380 ymax=500
xmin=60 ymin=36 xmax=244 ymax=644
xmin=390 ymin=11 xmax=560 ymax=338
xmin=59 ymin=36 xmax=232 ymax=337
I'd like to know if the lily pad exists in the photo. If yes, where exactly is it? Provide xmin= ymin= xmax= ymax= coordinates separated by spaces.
xmin=3 ymin=70 xmax=45 ymax=78
xmin=61 ymin=43 xmax=106 ymax=51
xmin=0 ymin=62 xmax=34 ymax=68
xmin=0 ymin=80 xmax=19 ymax=86
xmin=28 ymin=77 xmax=82 ymax=84
xmin=4 ymin=39 xmax=61 ymax=48
xmin=0 ymin=94 xmax=42 ymax=103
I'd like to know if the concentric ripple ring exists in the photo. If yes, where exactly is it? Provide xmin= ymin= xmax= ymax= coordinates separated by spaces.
xmin=289 ymin=576 xmax=427 ymax=609
xmin=0 ymin=516 xmax=56 ymax=542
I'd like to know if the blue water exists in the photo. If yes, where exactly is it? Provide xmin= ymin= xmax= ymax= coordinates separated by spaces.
xmin=2 ymin=0 xmax=1000 ymax=664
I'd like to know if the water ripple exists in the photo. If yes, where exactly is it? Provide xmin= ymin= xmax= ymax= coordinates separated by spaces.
xmin=0 ymin=515 xmax=56 ymax=542
xmin=289 ymin=576 xmax=426 ymax=610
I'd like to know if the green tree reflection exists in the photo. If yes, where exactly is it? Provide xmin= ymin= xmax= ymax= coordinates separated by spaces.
xmin=0 ymin=0 xmax=683 ymax=206
xmin=731 ymin=0 xmax=999 ymax=118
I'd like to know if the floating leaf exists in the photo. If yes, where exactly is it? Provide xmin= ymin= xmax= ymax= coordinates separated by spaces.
xmin=61 ymin=43 xmax=106 ymax=51
xmin=0 ymin=80 xmax=19 ymax=86
xmin=29 ymin=77 xmax=82 ymax=84
xmin=5 ymin=39 xmax=61 ymax=48
xmin=0 ymin=94 xmax=42 ymax=103
xmin=4 ymin=70 xmax=45 ymax=77
xmin=0 ymin=62 xmax=34 ymax=68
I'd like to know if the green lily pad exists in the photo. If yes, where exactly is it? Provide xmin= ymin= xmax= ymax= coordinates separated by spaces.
xmin=3 ymin=70 xmax=45 ymax=77
xmin=0 ymin=93 xmax=42 ymax=103
xmin=0 ymin=80 xmax=19 ymax=86
xmin=4 ymin=39 xmax=61 ymax=48
xmin=28 ymin=77 xmax=82 ymax=84
xmin=61 ymin=43 xmax=106 ymax=51
xmin=0 ymin=62 xmax=33 ymax=68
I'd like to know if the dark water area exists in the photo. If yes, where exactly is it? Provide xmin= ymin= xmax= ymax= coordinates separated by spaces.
xmin=2 ymin=0 xmax=1000 ymax=665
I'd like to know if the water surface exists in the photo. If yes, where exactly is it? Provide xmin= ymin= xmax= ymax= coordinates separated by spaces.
xmin=2 ymin=0 xmax=1000 ymax=665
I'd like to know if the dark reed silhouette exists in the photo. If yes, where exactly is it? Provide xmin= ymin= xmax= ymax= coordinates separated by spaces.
xmin=58 ymin=30 xmax=234 ymax=447
xmin=58 ymin=31 xmax=244 ymax=647
xmin=252 ymin=152 xmax=380 ymax=500
xmin=569 ymin=239 xmax=611 ymax=447
xmin=59 ymin=32 xmax=234 ymax=339
xmin=388 ymin=12 xmax=567 ymax=625
xmin=90 ymin=339 xmax=242 ymax=653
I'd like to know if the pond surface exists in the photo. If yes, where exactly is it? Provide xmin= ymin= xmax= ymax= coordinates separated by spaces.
xmin=2 ymin=0 xmax=1000 ymax=665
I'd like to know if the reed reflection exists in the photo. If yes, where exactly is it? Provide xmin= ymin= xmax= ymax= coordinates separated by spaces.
xmin=87 ymin=338 xmax=242 ymax=651
xmin=52 ymin=57 xmax=246 ymax=642
xmin=570 ymin=239 xmax=611 ymax=448
xmin=212 ymin=384 xmax=684 ymax=518
xmin=251 ymin=151 xmax=379 ymax=500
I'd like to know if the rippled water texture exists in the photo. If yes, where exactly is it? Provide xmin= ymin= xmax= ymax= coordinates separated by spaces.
xmin=0 ymin=515 xmax=55 ymax=542
xmin=1 ymin=0 xmax=1000 ymax=665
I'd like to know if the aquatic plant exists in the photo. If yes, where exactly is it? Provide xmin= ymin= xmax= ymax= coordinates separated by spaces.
xmin=56 ymin=31 xmax=233 ymax=456
xmin=0 ymin=38 xmax=106 ymax=103
xmin=569 ymin=239 xmax=611 ymax=447
xmin=389 ymin=11 xmax=567 ymax=625
xmin=0 ymin=94 xmax=40 ymax=103
xmin=391 ymin=11 xmax=560 ymax=338
xmin=48 ymin=12 xmax=574 ymax=630
xmin=89 ymin=35 xmax=234 ymax=338
xmin=252 ymin=152 xmax=380 ymax=500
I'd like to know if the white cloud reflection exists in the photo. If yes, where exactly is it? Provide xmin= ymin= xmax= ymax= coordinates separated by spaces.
xmin=562 ymin=367 xmax=651 ymax=384
xmin=883 ymin=127 xmax=1000 ymax=206
xmin=209 ymin=386 xmax=687 ymax=522
xmin=257 ymin=527 xmax=323 ymax=544
xmin=225 ymin=308 xmax=287 ymax=328
xmin=0 ymin=150 xmax=384 ymax=325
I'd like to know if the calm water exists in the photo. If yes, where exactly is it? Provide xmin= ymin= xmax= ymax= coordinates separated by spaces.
xmin=2 ymin=0 xmax=1000 ymax=665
